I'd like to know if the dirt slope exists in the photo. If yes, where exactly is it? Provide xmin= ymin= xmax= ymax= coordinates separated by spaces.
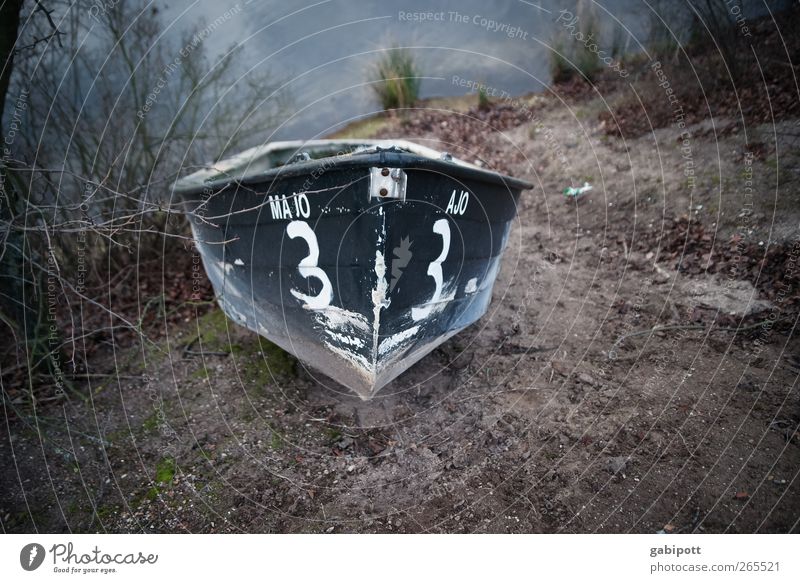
xmin=2 ymin=88 xmax=799 ymax=534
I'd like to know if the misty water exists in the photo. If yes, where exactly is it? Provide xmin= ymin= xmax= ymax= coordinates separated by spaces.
xmin=158 ymin=0 xmax=786 ymax=142
xmin=159 ymin=0 xmax=651 ymax=140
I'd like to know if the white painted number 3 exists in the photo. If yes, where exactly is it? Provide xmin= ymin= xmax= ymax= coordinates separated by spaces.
xmin=412 ymin=218 xmax=451 ymax=321
xmin=287 ymin=221 xmax=333 ymax=309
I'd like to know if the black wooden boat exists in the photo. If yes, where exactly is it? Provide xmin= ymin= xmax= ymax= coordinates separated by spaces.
xmin=173 ymin=140 xmax=531 ymax=399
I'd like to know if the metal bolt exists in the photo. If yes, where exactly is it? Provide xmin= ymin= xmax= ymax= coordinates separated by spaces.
xmin=379 ymin=188 xmax=388 ymax=197
xmin=381 ymin=168 xmax=390 ymax=176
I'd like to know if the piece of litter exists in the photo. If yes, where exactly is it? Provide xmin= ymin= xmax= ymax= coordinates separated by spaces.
xmin=563 ymin=182 xmax=593 ymax=197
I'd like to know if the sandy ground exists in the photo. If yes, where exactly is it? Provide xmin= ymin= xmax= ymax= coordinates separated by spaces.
xmin=2 ymin=89 xmax=799 ymax=534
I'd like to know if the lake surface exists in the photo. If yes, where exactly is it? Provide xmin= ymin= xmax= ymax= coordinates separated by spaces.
xmin=160 ymin=0 xmax=780 ymax=141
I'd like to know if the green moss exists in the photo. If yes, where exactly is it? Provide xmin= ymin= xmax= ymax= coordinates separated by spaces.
xmin=155 ymin=457 xmax=176 ymax=484
xmin=193 ymin=309 xmax=239 ymax=353
xmin=189 ymin=309 xmax=297 ymax=394
xmin=241 ymin=338 xmax=297 ymax=389
xmin=270 ymin=431 xmax=284 ymax=450
xmin=5 ymin=510 xmax=46 ymax=531
xmin=94 ymin=504 xmax=118 ymax=522
xmin=142 ymin=413 xmax=159 ymax=432
xmin=145 ymin=457 xmax=177 ymax=500
xmin=105 ymin=428 xmax=132 ymax=447
xmin=325 ymin=428 xmax=342 ymax=443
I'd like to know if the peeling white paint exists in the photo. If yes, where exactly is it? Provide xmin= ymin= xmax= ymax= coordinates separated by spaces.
xmin=311 ymin=305 xmax=369 ymax=332
xmin=464 ymin=277 xmax=478 ymax=293
xmin=324 ymin=329 xmax=365 ymax=348
xmin=219 ymin=296 xmax=248 ymax=327
xmin=234 ymin=258 xmax=245 ymax=266
xmin=216 ymin=260 xmax=235 ymax=275
xmin=313 ymin=304 xmax=373 ymax=380
xmin=378 ymin=325 xmax=420 ymax=356
xmin=371 ymin=249 xmax=390 ymax=363
xmin=411 ymin=279 xmax=457 ymax=317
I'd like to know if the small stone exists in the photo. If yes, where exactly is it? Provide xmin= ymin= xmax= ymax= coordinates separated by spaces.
xmin=335 ymin=437 xmax=354 ymax=450
xmin=605 ymin=456 xmax=628 ymax=474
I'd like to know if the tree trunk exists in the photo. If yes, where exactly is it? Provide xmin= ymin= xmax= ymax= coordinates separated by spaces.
xmin=0 ymin=0 xmax=26 ymax=345
xmin=0 ymin=0 xmax=23 ymax=136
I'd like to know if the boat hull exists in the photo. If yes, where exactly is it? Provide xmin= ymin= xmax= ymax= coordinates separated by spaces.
xmin=178 ymin=150 xmax=525 ymax=398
